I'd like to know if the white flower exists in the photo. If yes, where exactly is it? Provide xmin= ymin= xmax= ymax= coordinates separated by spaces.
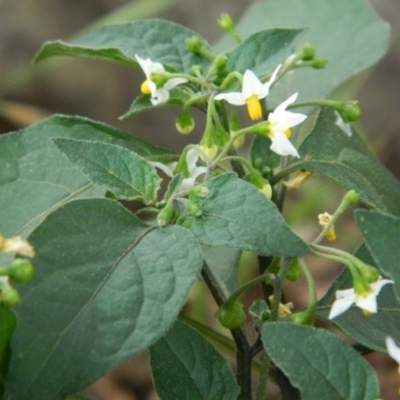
xmin=266 ymin=93 xmax=306 ymax=158
xmin=215 ymin=65 xmax=281 ymax=120
xmin=386 ymin=337 xmax=400 ymax=373
xmin=328 ymin=276 xmax=394 ymax=319
xmin=150 ymin=148 xmax=207 ymax=192
xmin=135 ymin=55 xmax=187 ymax=105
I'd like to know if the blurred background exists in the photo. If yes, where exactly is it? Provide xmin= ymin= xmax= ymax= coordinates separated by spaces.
xmin=0 ymin=0 xmax=399 ymax=398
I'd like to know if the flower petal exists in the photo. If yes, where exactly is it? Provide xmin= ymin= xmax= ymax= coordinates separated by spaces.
xmin=186 ymin=148 xmax=200 ymax=173
xmin=135 ymin=54 xmax=165 ymax=77
xmin=242 ymin=70 xmax=264 ymax=99
xmin=355 ymin=294 xmax=378 ymax=314
xmin=274 ymin=92 xmax=299 ymax=115
xmin=371 ymin=277 xmax=394 ymax=294
xmin=150 ymin=161 xmax=176 ymax=177
xmin=164 ymin=78 xmax=188 ymax=91
xmin=151 ymin=88 xmax=170 ymax=105
xmin=258 ymin=64 xmax=282 ymax=98
xmin=215 ymin=92 xmax=246 ymax=106
xmin=269 ymin=132 xmax=299 ymax=158
xmin=329 ymin=295 xmax=355 ymax=319
xmin=273 ymin=111 xmax=307 ymax=131
xmin=386 ymin=337 xmax=400 ymax=364
xmin=335 ymin=288 xmax=356 ymax=300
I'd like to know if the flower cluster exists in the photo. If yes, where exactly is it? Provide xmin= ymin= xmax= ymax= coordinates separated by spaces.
xmin=135 ymin=54 xmax=307 ymax=160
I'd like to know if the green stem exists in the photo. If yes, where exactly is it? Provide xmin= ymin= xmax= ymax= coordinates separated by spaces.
xmin=183 ymin=93 xmax=209 ymax=110
xmin=310 ymin=245 xmax=364 ymax=283
xmin=287 ymin=99 xmax=341 ymax=110
xmin=170 ymin=73 xmax=216 ymax=91
xmin=225 ymin=272 xmax=273 ymax=306
xmin=219 ymin=71 xmax=243 ymax=91
xmin=201 ymin=262 xmax=252 ymax=400
xmin=270 ymin=258 xmax=292 ymax=321
xmin=211 ymin=123 xmax=259 ymax=168
xmin=269 ymin=161 xmax=306 ymax=185
xmin=255 ymin=354 xmax=271 ymax=400
xmin=312 ymin=194 xmax=353 ymax=245
xmin=178 ymin=314 xmax=235 ymax=356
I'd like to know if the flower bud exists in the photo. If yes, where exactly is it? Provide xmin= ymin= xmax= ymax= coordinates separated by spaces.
xmin=217 ymin=13 xmax=235 ymax=31
xmin=186 ymin=199 xmax=203 ymax=217
xmin=290 ymin=310 xmax=314 ymax=326
xmin=175 ymin=109 xmax=195 ymax=135
xmin=356 ymin=263 xmax=380 ymax=285
xmin=217 ymin=14 xmax=241 ymax=43
xmin=338 ymin=102 xmax=361 ymax=122
xmin=188 ymin=184 xmax=209 ymax=198
xmin=157 ymin=203 xmax=175 ymax=227
xmin=185 ymin=36 xmax=204 ymax=54
xmin=249 ymin=170 xmax=272 ymax=200
xmin=1 ymin=282 xmax=20 ymax=307
xmin=312 ymin=57 xmax=328 ymax=69
xmin=300 ymin=44 xmax=316 ymax=61
xmin=215 ymin=301 xmax=246 ymax=330
xmin=343 ymin=190 xmax=359 ymax=207
xmin=199 ymin=143 xmax=218 ymax=162
xmin=285 ymin=258 xmax=302 ymax=282
xmin=8 ymin=258 xmax=34 ymax=283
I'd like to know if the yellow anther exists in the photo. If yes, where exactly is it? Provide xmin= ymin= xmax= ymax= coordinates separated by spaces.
xmin=246 ymin=95 xmax=262 ymax=120
xmin=284 ymin=128 xmax=291 ymax=138
xmin=140 ymin=80 xmax=151 ymax=95
xmin=362 ymin=309 xmax=373 ymax=317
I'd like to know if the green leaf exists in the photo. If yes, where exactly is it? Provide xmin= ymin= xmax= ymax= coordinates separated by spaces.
xmin=215 ymin=0 xmax=389 ymax=104
xmin=0 ymin=306 xmax=16 ymax=396
xmin=356 ymin=210 xmax=400 ymax=302
xmin=226 ymin=29 xmax=304 ymax=76
xmin=296 ymin=108 xmax=400 ymax=215
xmin=249 ymin=136 xmax=280 ymax=172
xmin=122 ymin=88 xmax=191 ymax=119
xmin=53 ymin=139 xmax=161 ymax=203
xmin=181 ymin=173 xmax=308 ymax=257
xmin=34 ymin=20 xmax=211 ymax=74
xmin=5 ymin=199 xmax=203 ymax=400
xmin=316 ymin=244 xmax=400 ymax=352
xmin=150 ymin=321 xmax=239 ymax=400
xmin=202 ymin=246 xmax=241 ymax=294
xmin=262 ymin=323 xmax=380 ymax=400
xmin=0 ymin=115 xmax=173 ymax=238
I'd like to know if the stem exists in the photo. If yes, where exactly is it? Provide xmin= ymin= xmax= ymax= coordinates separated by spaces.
xmin=183 ymin=92 xmax=209 ymax=110
xmin=310 ymin=244 xmax=364 ymax=283
xmin=219 ymin=71 xmax=243 ymax=91
xmin=225 ymin=272 xmax=273 ymax=305
xmin=178 ymin=314 xmax=236 ymax=356
xmin=287 ymin=99 xmax=341 ymax=110
xmin=255 ymin=354 xmax=271 ymax=400
xmin=298 ymin=259 xmax=318 ymax=316
xmin=269 ymin=161 xmax=306 ymax=185
xmin=201 ymin=262 xmax=253 ymax=399
xmin=170 ymin=73 xmax=216 ymax=91
xmin=270 ymin=258 xmax=292 ymax=321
